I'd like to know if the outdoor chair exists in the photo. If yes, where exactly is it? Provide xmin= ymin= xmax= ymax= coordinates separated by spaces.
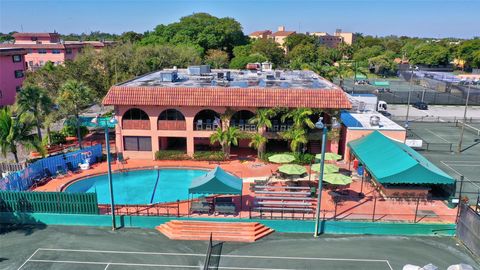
xmin=196 ymin=120 xmax=203 ymax=130
xmin=205 ymin=119 xmax=212 ymax=130
xmin=280 ymin=125 xmax=287 ymax=132
xmin=214 ymin=203 xmax=236 ymax=216
xmin=66 ymin=161 xmax=79 ymax=174
xmin=238 ymin=120 xmax=245 ymax=131
xmin=56 ymin=165 xmax=68 ymax=177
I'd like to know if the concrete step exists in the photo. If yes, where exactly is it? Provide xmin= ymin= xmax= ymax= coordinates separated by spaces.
xmin=156 ymin=220 xmax=274 ymax=242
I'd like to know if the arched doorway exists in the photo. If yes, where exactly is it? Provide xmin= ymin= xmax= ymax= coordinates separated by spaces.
xmin=193 ymin=109 xmax=221 ymax=130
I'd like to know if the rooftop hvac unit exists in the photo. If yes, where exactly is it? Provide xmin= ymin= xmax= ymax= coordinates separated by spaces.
xmin=188 ymin=65 xmax=211 ymax=75
xmin=266 ymin=74 xmax=275 ymax=80
xmin=262 ymin=61 xmax=272 ymax=71
xmin=275 ymin=71 xmax=281 ymax=79
xmin=159 ymin=71 xmax=178 ymax=82
xmin=370 ymin=115 xmax=380 ymax=126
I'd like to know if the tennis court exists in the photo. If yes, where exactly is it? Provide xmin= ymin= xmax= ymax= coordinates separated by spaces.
xmin=406 ymin=121 xmax=480 ymax=201
xmin=2 ymin=226 xmax=478 ymax=270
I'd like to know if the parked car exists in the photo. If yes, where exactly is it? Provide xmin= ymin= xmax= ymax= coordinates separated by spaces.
xmin=413 ymin=101 xmax=428 ymax=110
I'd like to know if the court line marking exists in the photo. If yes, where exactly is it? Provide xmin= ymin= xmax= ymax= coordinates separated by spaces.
xmin=104 ymin=263 xmax=110 ymax=270
xmin=17 ymin=248 xmax=39 ymax=270
xmin=424 ymin=129 xmax=451 ymax=143
xmin=34 ymin=248 xmax=393 ymax=269
xmin=440 ymin=161 xmax=480 ymax=190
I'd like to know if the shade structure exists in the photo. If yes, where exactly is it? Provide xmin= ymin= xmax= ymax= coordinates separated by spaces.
xmin=278 ymin=164 xmax=307 ymax=175
xmin=315 ymin=152 xmax=342 ymax=161
xmin=323 ymin=173 xmax=352 ymax=185
xmin=188 ymin=166 xmax=242 ymax=195
xmin=311 ymin=164 xmax=340 ymax=174
xmin=268 ymin=154 xmax=295 ymax=164
xmin=348 ymin=131 xmax=455 ymax=185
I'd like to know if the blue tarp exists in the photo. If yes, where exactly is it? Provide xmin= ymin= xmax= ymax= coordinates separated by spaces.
xmin=0 ymin=144 xmax=103 ymax=191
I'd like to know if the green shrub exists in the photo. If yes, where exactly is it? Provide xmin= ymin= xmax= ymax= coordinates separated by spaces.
xmin=193 ymin=151 xmax=226 ymax=161
xmin=43 ymin=131 xmax=67 ymax=146
xmin=155 ymin=150 xmax=190 ymax=160
xmin=61 ymin=124 xmax=89 ymax=138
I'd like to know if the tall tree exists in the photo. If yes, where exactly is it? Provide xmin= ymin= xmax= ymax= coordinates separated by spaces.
xmin=204 ymin=49 xmax=229 ymax=68
xmin=0 ymin=108 xmax=44 ymax=163
xmin=249 ymin=133 xmax=267 ymax=158
xmin=57 ymin=80 xmax=95 ymax=149
xmin=15 ymin=85 xmax=53 ymax=141
xmin=281 ymin=108 xmax=315 ymax=130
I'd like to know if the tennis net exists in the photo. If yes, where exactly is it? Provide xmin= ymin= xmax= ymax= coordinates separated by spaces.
xmin=456 ymin=121 xmax=480 ymax=136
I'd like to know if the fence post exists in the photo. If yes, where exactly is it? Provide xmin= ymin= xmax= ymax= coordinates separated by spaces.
xmin=372 ymin=196 xmax=377 ymax=222
xmin=333 ymin=201 xmax=338 ymax=221
xmin=475 ymin=192 xmax=479 ymax=213
xmin=456 ymin=175 xmax=464 ymax=224
xmin=177 ymin=200 xmax=180 ymax=217
xmin=414 ymin=197 xmax=420 ymax=223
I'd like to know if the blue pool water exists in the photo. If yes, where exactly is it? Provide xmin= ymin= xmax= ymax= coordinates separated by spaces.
xmin=65 ymin=169 xmax=206 ymax=204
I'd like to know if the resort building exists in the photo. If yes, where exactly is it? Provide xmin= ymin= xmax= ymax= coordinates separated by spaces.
xmin=271 ymin=26 xmax=296 ymax=49
xmin=0 ymin=47 xmax=27 ymax=106
xmin=0 ymin=32 xmax=114 ymax=70
xmin=339 ymin=111 xmax=406 ymax=162
xmin=103 ymin=65 xmax=351 ymax=160
xmin=309 ymin=29 xmax=356 ymax=48
xmin=248 ymin=30 xmax=272 ymax=40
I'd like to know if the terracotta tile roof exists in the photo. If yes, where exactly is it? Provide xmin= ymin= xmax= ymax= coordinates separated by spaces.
xmin=13 ymin=32 xmax=60 ymax=38
xmin=249 ymin=30 xmax=272 ymax=36
xmin=272 ymin=31 xmax=296 ymax=37
xmin=103 ymin=86 xmax=351 ymax=109
xmin=0 ymin=43 xmax=84 ymax=49
xmin=0 ymin=47 xmax=27 ymax=56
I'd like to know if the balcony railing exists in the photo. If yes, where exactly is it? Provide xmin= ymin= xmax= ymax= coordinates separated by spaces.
xmin=195 ymin=120 xmax=220 ymax=131
xmin=122 ymin=119 xmax=151 ymax=130
xmin=157 ymin=120 xmax=186 ymax=130
xmin=230 ymin=123 xmax=258 ymax=132
xmin=266 ymin=124 xmax=293 ymax=133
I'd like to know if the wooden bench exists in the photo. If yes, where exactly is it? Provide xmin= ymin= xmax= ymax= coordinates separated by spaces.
xmin=255 ymin=185 xmax=311 ymax=190
xmin=254 ymin=207 xmax=313 ymax=212
xmin=257 ymin=201 xmax=312 ymax=207
xmin=255 ymin=196 xmax=311 ymax=201
xmin=255 ymin=191 xmax=310 ymax=196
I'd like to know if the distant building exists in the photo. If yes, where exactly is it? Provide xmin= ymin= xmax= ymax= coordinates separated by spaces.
xmin=309 ymin=29 xmax=356 ymax=48
xmin=0 ymin=32 xmax=114 ymax=70
xmin=249 ymin=30 xmax=272 ymax=40
xmin=271 ymin=26 xmax=296 ymax=49
xmin=0 ymin=48 xmax=27 ymax=106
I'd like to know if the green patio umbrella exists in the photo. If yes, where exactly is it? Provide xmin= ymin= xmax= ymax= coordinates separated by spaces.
xmin=311 ymin=164 xmax=340 ymax=174
xmin=323 ymin=173 xmax=352 ymax=185
xmin=315 ymin=152 xmax=342 ymax=161
xmin=268 ymin=154 xmax=295 ymax=164
xmin=278 ymin=164 xmax=307 ymax=175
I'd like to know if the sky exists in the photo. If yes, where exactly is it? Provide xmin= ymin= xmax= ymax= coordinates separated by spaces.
xmin=1 ymin=0 xmax=479 ymax=38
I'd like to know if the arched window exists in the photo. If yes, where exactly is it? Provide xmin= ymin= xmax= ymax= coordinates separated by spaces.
xmin=159 ymin=109 xmax=185 ymax=121
xmin=230 ymin=110 xmax=256 ymax=131
xmin=123 ymin=108 xmax=149 ymax=120
xmin=194 ymin=109 xmax=221 ymax=130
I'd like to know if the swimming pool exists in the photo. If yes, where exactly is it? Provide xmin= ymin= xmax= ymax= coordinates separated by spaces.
xmin=64 ymin=168 xmax=207 ymax=204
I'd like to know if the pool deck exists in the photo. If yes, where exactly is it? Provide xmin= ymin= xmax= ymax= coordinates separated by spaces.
xmin=32 ymin=158 xmax=457 ymax=224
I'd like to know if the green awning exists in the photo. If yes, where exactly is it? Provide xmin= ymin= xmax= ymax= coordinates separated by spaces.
xmin=189 ymin=166 xmax=243 ymax=195
xmin=373 ymin=81 xmax=390 ymax=87
xmin=348 ymin=131 xmax=454 ymax=185
xmin=74 ymin=116 xmax=116 ymax=128
xmin=355 ymin=74 xmax=367 ymax=80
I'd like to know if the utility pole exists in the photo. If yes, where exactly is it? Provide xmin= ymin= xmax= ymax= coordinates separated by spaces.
xmin=457 ymin=83 xmax=472 ymax=153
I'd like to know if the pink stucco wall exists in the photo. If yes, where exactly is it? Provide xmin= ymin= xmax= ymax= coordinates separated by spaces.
xmin=0 ymin=54 xmax=25 ymax=106
xmin=25 ymin=48 xmax=80 ymax=69
xmin=114 ymin=106 xmax=258 ymax=160
xmin=342 ymin=129 xmax=407 ymax=162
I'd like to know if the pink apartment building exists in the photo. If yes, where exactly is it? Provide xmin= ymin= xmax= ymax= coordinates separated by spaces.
xmin=103 ymin=66 xmax=351 ymax=160
xmin=0 ymin=48 xmax=27 ymax=106
xmin=0 ymin=33 xmax=114 ymax=70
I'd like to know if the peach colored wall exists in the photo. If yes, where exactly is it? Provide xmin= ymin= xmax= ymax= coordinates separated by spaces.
xmin=25 ymin=48 xmax=80 ymax=69
xmin=114 ymin=105 xmax=257 ymax=160
xmin=343 ymin=129 xmax=406 ymax=162
xmin=0 ymin=54 xmax=25 ymax=106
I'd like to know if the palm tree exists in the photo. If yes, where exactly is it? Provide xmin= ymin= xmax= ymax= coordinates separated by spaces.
xmin=57 ymin=80 xmax=95 ymax=149
xmin=16 ymin=85 xmax=53 ymax=142
xmin=0 ymin=108 xmax=44 ymax=163
xmin=210 ymin=126 xmax=242 ymax=159
xmin=281 ymin=108 xmax=315 ymax=130
xmin=249 ymin=133 xmax=267 ymax=158
xmin=281 ymin=128 xmax=308 ymax=153
xmin=248 ymin=108 xmax=276 ymax=130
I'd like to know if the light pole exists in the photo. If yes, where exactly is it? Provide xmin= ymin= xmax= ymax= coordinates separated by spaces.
xmin=405 ymin=67 xmax=414 ymax=128
xmin=92 ymin=114 xmax=118 ymax=230
xmin=457 ymin=83 xmax=472 ymax=153
xmin=314 ymin=116 xmax=340 ymax=237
